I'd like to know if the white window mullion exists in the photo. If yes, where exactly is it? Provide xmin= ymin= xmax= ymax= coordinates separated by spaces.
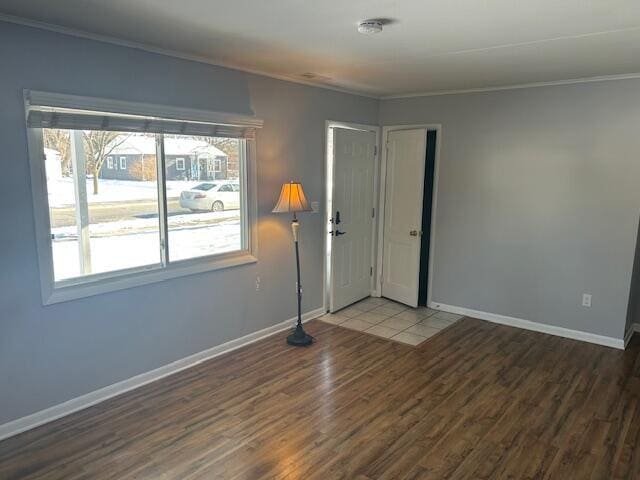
xmin=155 ymin=134 xmax=170 ymax=266
xmin=239 ymin=139 xmax=249 ymax=251
xmin=70 ymin=130 xmax=92 ymax=274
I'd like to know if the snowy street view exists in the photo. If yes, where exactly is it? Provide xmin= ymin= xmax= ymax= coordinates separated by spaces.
xmin=44 ymin=131 xmax=243 ymax=281
xmin=49 ymin=178 xmax=241 ymax=279
xmin=47 ymin=178 xmax=202 ymax=208
xmin=52 ymin=217 xmax=241 ymax=279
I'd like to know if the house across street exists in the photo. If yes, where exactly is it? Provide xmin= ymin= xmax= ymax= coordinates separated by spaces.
xmin=102 ymin=135 xmax=229 ymax=181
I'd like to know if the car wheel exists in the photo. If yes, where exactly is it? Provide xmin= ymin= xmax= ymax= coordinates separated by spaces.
xmin=212 ymin=201 xmax=224 ymax=212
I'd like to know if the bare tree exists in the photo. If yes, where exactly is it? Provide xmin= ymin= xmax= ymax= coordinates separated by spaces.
xmin=43 ymin=129 xmax=71 ymax=175
xmin=83 ymin=132 xmax=131 ymax=194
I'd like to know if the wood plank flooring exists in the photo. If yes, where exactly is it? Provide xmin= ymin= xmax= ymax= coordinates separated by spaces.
xmin=1 ymin=317 xmax=640 ymax=479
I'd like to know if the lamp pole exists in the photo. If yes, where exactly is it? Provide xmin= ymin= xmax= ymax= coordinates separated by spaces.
xmin=287 ymin=212 xmax=313 ymax=346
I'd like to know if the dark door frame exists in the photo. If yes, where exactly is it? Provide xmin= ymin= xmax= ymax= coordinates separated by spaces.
xmin=418 ymin=130 xmax=438 ymax=306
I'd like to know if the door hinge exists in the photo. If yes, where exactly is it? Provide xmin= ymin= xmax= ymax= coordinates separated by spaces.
xmin=370 ymin=266 xmax=373 ymax=276
xmin=371 ymin=207 xmax=375 ymax=218
xmin=374 ymin=145 xmax=378 ymax=156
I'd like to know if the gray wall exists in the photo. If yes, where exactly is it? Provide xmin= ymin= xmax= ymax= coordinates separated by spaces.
xmin=0 ymin=23 xmax=378 ymax=424
xmin=380 ymin=80 xmax=640 ymax=340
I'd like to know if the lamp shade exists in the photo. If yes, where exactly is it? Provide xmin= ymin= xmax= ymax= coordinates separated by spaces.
xmin=272 ymin=181 xmax=312 ymax=213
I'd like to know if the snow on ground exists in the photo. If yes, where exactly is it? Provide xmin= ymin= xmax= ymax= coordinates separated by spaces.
xmin=48 ymin=178 xmax=204 ymax=207
xmin=51 ymin=210 xmax=239 ymax=238
xmin=48 ymin=177 xmax=243 ymax=281
xmin=52 ymin=220 xmax=241 ymax=281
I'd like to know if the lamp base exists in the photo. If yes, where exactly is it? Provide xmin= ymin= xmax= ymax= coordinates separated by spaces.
xmin=287 ymin=324 xmax=313 ymax=347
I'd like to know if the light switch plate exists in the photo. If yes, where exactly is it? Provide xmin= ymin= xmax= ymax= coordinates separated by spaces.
xmin=310 ymin=201 xmax=320 ymax=213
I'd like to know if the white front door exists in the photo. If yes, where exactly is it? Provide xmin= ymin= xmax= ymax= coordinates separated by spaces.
xmin=381 ymin=129 xmax=427 ymax=307
xmin=330 ymin=128 xmax=376 ymax=312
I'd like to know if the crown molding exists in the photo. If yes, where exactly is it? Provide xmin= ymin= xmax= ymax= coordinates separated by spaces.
xmin=3 ymin=13 xmax=640 ymax=103
xmin=0 ymin=13 xmax=380 ymax=100
xmin=381 ymin=72 xmax=640 ymax=100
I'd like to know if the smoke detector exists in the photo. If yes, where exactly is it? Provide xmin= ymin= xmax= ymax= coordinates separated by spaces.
xmin=358 ymin=20 xmax=383 ymax=35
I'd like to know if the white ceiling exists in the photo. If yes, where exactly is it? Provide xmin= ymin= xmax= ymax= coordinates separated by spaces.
xmin=1 ymin=0 xmax=640 ymax=97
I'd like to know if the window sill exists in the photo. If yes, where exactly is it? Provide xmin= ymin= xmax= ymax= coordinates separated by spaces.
xmin=44 ymin=251 xmax=257 ymax=305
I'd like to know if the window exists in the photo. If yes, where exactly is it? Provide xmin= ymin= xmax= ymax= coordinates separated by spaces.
xmin=40 ymin=130 xmax=161 ymax=281
xmin=26 ymin=90 xmax=262 ymax=304
xmin=214 ymin=158 xmax=222 ymax=172
xmin=168 ymin=137 xmax=241 ymax=261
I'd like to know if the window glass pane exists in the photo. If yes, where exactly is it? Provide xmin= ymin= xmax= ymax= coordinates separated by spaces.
xmin=43 ymin=129 xmax=161 ymax=281
xmin=169 ymin=135 xmax=242 ymax=261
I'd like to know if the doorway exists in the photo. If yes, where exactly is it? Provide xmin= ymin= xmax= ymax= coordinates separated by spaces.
xmin=325 ymin=122 xmax=380 ymax=313
xmin=377 ymin=126 xmax=440 ymax=308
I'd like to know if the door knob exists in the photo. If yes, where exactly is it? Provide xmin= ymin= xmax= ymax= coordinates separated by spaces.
xmin=333 ymin=230 xmax=346 ymax=236
xmin=409 ymin=230 xmax=419 ymax=236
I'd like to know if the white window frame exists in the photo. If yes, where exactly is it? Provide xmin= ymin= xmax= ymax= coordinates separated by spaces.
xmin=119 ymin=156 xmax=127 ymax=170
xmin=107 ymin=156 xmax=113 ymax=169
xmin=25 ymin=90 xmax=261 ymax=305
xmin=214 ymin=158 xmax=222 ymax=172
xmin=175 ymin=157 xmax=185 ymax=171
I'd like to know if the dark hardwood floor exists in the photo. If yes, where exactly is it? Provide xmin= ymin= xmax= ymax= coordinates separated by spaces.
xmin=1 ymin=317 xmax=640 ymax=479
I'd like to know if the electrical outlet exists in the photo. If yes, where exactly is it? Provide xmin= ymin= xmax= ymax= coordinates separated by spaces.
xmin=255 ymin=276 xmax=261 ymax=292
xmin=582 ymin=294 xmax=592 ymax=307
xmin=310 ymin=201 xmax=320 ymax=213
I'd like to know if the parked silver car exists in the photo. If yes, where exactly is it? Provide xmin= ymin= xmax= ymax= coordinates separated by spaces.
xmin=179 ymin=181 xmax=240 ymax=212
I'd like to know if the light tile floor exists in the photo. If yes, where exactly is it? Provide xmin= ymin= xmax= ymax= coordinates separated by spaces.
xmin=318 ymin=297 xmax=462 ymax=346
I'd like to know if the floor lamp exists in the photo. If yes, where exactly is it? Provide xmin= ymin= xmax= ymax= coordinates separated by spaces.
xmin=273 ymin=181 xmax=313 ymax=346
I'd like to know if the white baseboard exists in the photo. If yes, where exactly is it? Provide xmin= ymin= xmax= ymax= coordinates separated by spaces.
xmin=429 ymin=301 xmax=625 ymax=350
xmin=0 ymin=307 xmax=325 ymax=442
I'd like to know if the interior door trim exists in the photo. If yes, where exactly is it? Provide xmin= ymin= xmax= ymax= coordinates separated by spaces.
xmin=324 ymin=121 xmax=381 ymax=313
xmin=376 ymin=124 xmax=442 ymax=306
